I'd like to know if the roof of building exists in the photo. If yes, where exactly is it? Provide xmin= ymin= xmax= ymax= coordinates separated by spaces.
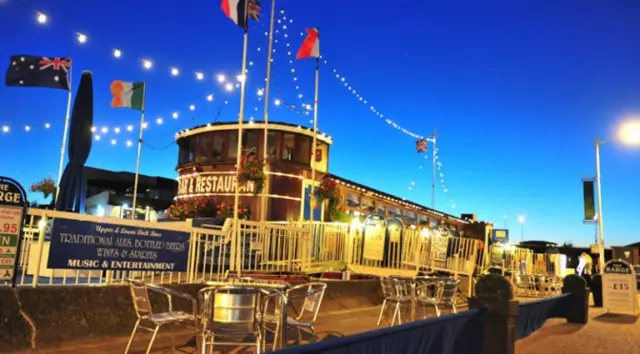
xmin=86 ymin=167 xmax=177 ymax=190
xmin=327 ymin=173 xmax=469 ymax=224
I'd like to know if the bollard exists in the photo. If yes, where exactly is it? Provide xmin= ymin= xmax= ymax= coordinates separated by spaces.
xmin=562 ymin=275 xmax=589 ymax=324
xmin=469 ymin=274 xmax=518 ymax=354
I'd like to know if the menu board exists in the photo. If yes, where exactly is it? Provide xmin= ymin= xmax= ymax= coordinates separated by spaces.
xmin=363 ymin=215 xmax=386 ymax=261
xmin=430 ymin=236 xmax=449 ymax=262
xmin=603 ymin=260 xmax=639 ymax=315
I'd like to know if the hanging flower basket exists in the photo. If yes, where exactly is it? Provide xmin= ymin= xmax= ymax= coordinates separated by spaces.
xmin=314 ymin=176 xmax=343 ymax=221
xmin=30 ymin=177 xmax=56 ymax=199
xmin=238 ymin=155 xmax=265 ymax=195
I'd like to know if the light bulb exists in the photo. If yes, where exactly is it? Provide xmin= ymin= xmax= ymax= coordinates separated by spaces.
xmin=170 ymin=67 xmax=179 ymax=76
xmin=37 ymin=13 xmax=47 ymax=24
xmin=113 ymin=49 xmax=122 ymax=58
xmin=195 ymin=72 xmax=204 ymax=80
xmin=77 ymin=33 xmax=87 ymax=43
xmin=142 ymin=59 xmax=152 ymax=69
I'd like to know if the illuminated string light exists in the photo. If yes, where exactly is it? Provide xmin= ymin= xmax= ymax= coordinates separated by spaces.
xmin=406 ymin=146 xmax=458 ymax=211
xmin=77 ymin=32 xmax=87 ymax=43
xmin=142 ymin=59 xmax=153 ymax=69
xmin=113 ymin=49 xmax=122 ymax=58
xmin=36 ymin=12 xmax=47 ymax=24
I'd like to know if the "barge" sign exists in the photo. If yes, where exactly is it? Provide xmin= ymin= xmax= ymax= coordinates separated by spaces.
xmin=177 ymin=173 xmax=255 ymax=196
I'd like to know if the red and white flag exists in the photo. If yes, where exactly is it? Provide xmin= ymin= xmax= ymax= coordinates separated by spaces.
xmin=221 ymin=0 xmax=260 ymax=29
xmin=296 ymin=28 xmax=320 ymax=60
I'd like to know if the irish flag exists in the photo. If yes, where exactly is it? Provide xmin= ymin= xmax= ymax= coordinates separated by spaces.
xmin=110 ymin=80 xmax=145 ymax=111
xmin=296 ymin=28 xmax=320 ymax=60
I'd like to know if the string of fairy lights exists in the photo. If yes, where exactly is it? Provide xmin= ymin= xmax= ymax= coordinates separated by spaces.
xmin=0 ymin=0 xmax=311 ymax=145
xmin=2 ymin=1 xmax=460 ymax=211
xmin=405 ymin=148 xmax=457 ymax=211
xmin=276 ymin=8 xmax=458 ymax=211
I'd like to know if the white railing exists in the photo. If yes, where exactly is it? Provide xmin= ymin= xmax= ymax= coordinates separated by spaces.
xmin=8 ymin=208 xmax=493 ymax=289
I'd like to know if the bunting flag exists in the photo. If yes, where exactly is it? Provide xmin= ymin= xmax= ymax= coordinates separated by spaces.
xmin=296 ymin=28 xmax=320 ymax=60
xmin=110 ymin=81 xmax=145 ymax=111
xmin=4 ymin=55 xmax=71 ymax=90
xmin=221 ymin=0 xmax=260 ymax=29
xmin=416 ymin=138 xmax=427 ymax=153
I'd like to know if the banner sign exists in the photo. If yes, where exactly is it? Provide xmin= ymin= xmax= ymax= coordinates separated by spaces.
xmin=177 ymin=173 xmax=255 ymax=197
xmin=0 ymin=177 xmax=28 ymax=287
xmin=430 ymin=235 xmax=449 ymax=262
xmin=363 ymin=215 xmax=386 ymax=261
xmin=603 ymin=260 xmax=639 ymax=315
xmin=48 ymin=219 xmax=190 ymax=271
xmin=582 ymin=178 xmax=596 ymax=223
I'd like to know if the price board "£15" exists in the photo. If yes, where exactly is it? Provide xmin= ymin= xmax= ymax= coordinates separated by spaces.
xmin=603 ymin=259 xmax=639 ymax=316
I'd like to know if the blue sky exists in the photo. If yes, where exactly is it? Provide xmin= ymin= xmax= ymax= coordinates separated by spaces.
xmin=0 ymin=0 xmax=639 ymax=247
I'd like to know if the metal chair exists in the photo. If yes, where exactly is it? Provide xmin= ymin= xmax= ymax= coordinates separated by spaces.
xmin=377 ymin=277 xmax=412 ymax=327
xmin=125 ymin=279 xmax=198 ymax=354
xmin=416 ymin=277 xmax=459 ymax=317
xmin=414 ymin=277 xmax=442 ymax=319
xmin=198 ymin=285 xmax=268 ymax=354
xmin=262 ymin=282 xmax=327 ymax=349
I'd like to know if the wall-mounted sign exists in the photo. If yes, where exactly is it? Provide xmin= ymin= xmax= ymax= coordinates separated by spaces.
xmin=363 ymin=215 xmax=386 ymax=261
xmin=0 ymin=177 xmax=28 ymax=287
xmin=491 ymin=229 xmax=510 ymax=244
xmin=48 ymin=219 xmax=190 ymax=271
xmin=603 ymin=260 xmax=639 ymax=315
xmin=386 ymin=217 xmax=404 ymax=243
xmin=177 ymin=173 xmax=255 ymax=196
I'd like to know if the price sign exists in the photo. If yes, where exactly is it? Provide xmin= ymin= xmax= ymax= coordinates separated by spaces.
xmin=603 ymin=260 xmax=639 ymax=315
xmin=0 ymin=177 xmax=28 ymax=287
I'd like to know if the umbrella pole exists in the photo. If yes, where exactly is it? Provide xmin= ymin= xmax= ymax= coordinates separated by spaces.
xmin=54 ymin=69 xmax=73 ymax=204
xmin=131 ymin=87 xmax=147 ymax=220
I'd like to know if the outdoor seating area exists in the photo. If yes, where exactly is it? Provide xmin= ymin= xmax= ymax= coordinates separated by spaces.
xmin=377 ymin=275 xmax=460 ymax=327
xmin=125 ymin=277 xmax=327 ymax=354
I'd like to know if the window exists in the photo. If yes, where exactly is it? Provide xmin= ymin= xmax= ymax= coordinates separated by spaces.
xmin=196 ymin=134 xmax=211 ymax=162
xmin=281 ymin=133 xmax=294 ymax=161
xmin=212 ymin=134 xmax=224 ymax=160
xmin=388 ymin=206 xmax=402 ymax=218
xmin=362 ymin=198 xmax=374 ymax=213
xmin=267 ymin=132 xmax=277 ymax=160
xmin=243 ymin=130 xmax=259 ymax=155
xmin=376 ymin=203 xmax=385 ymax=216
xmin=346 ymin=193 xmax=360 ymax=208
xmin=293 ymin=135 xmax=311 ymax=164
xmin=404 ymin=211 xmax=417 ymax=224
xmin=228 ymin=132 xmax=238 ymax=159
xmin=178 ymin=138 xmax=195 ymax=164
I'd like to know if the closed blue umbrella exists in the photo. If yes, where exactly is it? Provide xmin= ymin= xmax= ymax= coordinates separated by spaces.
xmin=55 ymin=71 xmax=93 ymax=212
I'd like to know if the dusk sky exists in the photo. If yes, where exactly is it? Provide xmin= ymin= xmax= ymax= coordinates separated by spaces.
xmin=1 ymin=0 xmax=639 ymax=247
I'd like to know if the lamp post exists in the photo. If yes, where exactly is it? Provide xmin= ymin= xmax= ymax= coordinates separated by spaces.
xmin=503 ymin=215 xmax=508 ymax=229
xmin=518 ymin=216 xmax=525 ymax=242
xmin=594 ymin=120 xmax=640 ymax=272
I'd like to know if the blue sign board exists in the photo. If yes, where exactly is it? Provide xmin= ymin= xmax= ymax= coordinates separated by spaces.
xmin=48 ymin=219 xmax=190 ymax=271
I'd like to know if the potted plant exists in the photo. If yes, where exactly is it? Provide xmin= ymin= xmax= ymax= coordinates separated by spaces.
xmin=167 ymin=196 xmax=217 ymax=220
xmin=30 ymin=177 xmax=57 ymax=206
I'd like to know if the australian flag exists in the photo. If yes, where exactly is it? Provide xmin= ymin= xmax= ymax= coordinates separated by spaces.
xmin=5 ymin=55 xmax=71 ymax=90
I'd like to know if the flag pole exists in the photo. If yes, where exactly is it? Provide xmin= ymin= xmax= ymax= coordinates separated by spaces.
xmin=431 ymin=128 xmax=437 ymax=209
xmin=309 ymin=57 xmax=320 ymax=224
xmin=54 ymin=66 xmax=73 ymax=204
xmin=131 ymin=85 xmax=147 ymax=219
xmin=260 ymin=0 xmax=277 ymax=222
xmin=232 ymin=27 xmax=249 ymax=272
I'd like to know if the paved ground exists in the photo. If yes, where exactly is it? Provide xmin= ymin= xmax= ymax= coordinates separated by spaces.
xmin=12 ymin=296 xmax=640 ymax=353
xmin=516 ymin=300 xmax=640 ymax=354
xmin=12 ymin=306 xmax=387 ymax=354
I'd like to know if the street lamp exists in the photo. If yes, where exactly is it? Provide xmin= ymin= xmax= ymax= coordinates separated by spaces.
xmin=595 ymin=119 xmax=640 ymax=272
xmin=503 ymin=215 xmax=508 ymax=229
xmin=517 ymin=216 xmax=525 ymax=242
